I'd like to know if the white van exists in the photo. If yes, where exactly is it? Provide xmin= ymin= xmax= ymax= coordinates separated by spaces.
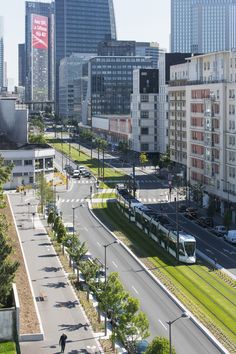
xmin=224 ymin=230 xmax=236 ymax=244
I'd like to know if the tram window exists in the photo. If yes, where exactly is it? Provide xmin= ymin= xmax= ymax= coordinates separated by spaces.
xmin=184 ymin=242 xmax=195 ymax=256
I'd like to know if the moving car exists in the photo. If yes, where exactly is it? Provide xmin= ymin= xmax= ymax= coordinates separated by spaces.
xmin=197 ymin=216 xmax=214 ymax=228
xmin=213 ymin=225 xmax=227 ymax=237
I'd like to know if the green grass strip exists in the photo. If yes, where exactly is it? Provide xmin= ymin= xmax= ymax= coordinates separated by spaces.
xmin=48 ymin=140 xmax=126 ymax=188
xmin=93 ymin=201 xmax=236 ymax=351
xmin=0 ymin=342 xmax=16 ymax=353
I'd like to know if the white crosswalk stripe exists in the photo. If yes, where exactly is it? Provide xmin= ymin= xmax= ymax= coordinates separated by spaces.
xmin=71 ymin=199 xmax=74 ymax=202
xmin=66 ymin=199 xmax=70 ymax=202
xmin=76 ymin=199 xmax=80 ymax=202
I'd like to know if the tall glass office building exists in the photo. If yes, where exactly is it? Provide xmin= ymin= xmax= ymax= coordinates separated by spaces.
xmin=25 ymin=1 xmax=54 ymax=102
xmin=55 ymin=0 xmax=116 ymax=112
xmin=0 ymin=17 xmax=4 ymax=90
xmin=171 ymin=0 xmax=236 ymax=53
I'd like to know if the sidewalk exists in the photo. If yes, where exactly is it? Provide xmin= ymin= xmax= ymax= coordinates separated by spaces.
xmin=8 ymin=190 xmax=103 ymax=354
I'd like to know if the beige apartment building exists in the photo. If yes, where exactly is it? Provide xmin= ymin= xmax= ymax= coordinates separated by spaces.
xmin=169 ymin=51 xmax=236 ymax=220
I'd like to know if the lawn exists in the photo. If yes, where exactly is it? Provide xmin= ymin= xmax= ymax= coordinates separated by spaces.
xmin=0 ymin=342 xmax=16 ymax=354
xmin=93 ymin=201 xmax=236 ymax=352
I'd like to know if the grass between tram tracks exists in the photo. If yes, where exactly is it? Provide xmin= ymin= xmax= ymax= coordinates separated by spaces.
xmin=48 ymin=140 xmax=126 ymax=188
xmin=93 ymin=201 xmax=236 ymax=353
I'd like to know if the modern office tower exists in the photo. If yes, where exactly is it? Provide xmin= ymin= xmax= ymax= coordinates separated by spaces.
xmin=0 ymin=17 xmax=4 ymax=90
xmin=89 ymin=56 xmax=152 ymax=117
xmin=3 ymin=62 xmax=7 ymax=88
xmin=18 ymin=44 xmax=26 ymax=87
xmin=136 ymin=42 xmax=161 ymax=68
xmin=131 ymin=69 xmax=159 ymax=153
xmin=168 ymin=51 xmax=236 ymax=220
xmin=55 ymin=0 xmax=116 ymax=113
xmin=98 ymin=39 xmax=136 ymax=56
xmin=171 ymin=0 xmax=236 ymax=53
xmin=59 ymin=53 xmax=94 ymax=120
xmin=25 ymin=1 xmax=54 ymax=103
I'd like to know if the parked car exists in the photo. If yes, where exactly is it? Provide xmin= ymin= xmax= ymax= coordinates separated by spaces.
xmin=178 ymin=204 xmax=187 ymax=212
xmin=224 ymin=230 xmax=236 ymax=244
xmin=213 ymin=225 xmax=227 ymax=237
xmin=184 ymin=207 xmax=198 ymax=220
xmin=197 ymin=216 xmax=214 ymax=228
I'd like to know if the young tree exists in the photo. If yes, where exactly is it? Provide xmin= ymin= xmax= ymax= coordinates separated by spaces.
xmin=37 ymin=172 xmax=54 ymax=213
xmin=139 ymin=152 xmax=148 ymax=169
xmin=116 ymin=296 xmax=150 ymax=353
xmin=29 ymin=133 xmax=46 ymax=144
xmin=151 ymin=154 xmax=159 ymax=171
xmin=47 ymin=210 xmax=56 ymax=227
xmin=207 ymin=198 xmax=216 ymax=217
xmin=145 ymin=336 xmax=176 ymax=354
xmin=79 ymin=260 xmax=100 ymax=299
xmin=57 ymin=223 xmax=66 ymax=243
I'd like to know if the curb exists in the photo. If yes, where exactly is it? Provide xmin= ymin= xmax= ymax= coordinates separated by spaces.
xmin=7 ymin=194 xmax=44 ymax=342
xmin=87 ymin=200 xmax=229 ymax=354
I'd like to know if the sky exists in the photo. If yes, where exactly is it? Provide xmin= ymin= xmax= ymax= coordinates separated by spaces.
xmin=1 ymin=0 xmax=170 ymax=85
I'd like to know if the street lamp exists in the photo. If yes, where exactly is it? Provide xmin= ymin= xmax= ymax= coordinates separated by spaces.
xmin=72 ymin=204 xmax=82 ymax=236
xmin=104 ymin=240 xmax=119 ymax=336
xmin=167 ymin=312 xmax=189 ymax=354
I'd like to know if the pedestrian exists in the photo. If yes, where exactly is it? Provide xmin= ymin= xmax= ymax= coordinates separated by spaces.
xmin=59 ymin=333 xmax=67 ymax=353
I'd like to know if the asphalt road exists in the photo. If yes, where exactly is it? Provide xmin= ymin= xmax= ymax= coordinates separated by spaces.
xmin=55 ymin=143 xmax=236 ymax=277
xmin=56 ymin=175 xmax=223 ymax=354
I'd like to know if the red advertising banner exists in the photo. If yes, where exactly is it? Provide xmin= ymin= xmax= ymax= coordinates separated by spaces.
xmin=32 ymin=14 xmax=48 ymax=49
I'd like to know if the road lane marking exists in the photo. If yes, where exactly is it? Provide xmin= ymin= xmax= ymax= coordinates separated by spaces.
xmin=112 ymin=261 xmax=118 ymax=268
xmin=206 ymin=249 xmax=213 ymax=254
xmin=132 ymin=286 xmax=139 ymax=295
xmin=158 ymin=319 xmax=167 ymax=330
xmin=97 ymin=241 xmax=101 ymax=247
xmin=84 ymin=227 xmax=88 ymax=232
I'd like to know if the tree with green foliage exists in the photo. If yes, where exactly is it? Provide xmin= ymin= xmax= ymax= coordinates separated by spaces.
xmin=145 ymin=336 xmax=176 ymax=354
xmin=79 ymin=260 xmax=100 ymax=299
xmin=36 ymin=172 xmax=54 ymax=213
xmin=29 ymin=133 xmax=46 ymax=144
xmin=159 ymin=147 xmax=171 ymax=169
xmin=207 ymin=198 xmax=216 ymax=217
xmin=223 ymin=209 xmax=232 ymax=231
xmin=53 ymin=216 xmax=62 ymax=234
xmin=0 ymin=156 xmax=19 ymax=307
xmin=116 ymin=296 xmax=149 ymax=353
xmin=57 ymin=223 xmax=66 ymax=243
xmin=139 ymin=152 xmax=148 ymax=169
xmin=47 ymin=210 xmax=56 ymax=227
xmin=0 ymin=218 xmax=19 ymax=306
xmin=151 ymin=154 xmax=159 ymax=170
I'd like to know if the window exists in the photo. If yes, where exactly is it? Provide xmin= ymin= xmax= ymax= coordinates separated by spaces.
xmin=24 ymin=160 xmax=32 ymax=166
xmin=45 ymin=158 xmax=53 ymax=169
xmin=140 ymin=111 xmax=149 ymax=119
xmin=35 ymin=159 xmax=43 ymax=169
xmin=141 ymin=143 xmax=149 ymax=151
xmin=13 ymin=160 xmax=22 ymax=166
xmin=141 ymin=127 xmax=149 ymax=135
xmin=141 ymin=95 xmax=149 ymax=102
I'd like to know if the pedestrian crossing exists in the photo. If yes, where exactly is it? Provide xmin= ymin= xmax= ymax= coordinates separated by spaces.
xmin=72 ymin=180 xmax=94 ymax=184
xmin=58 ymin=196 xmax=186 ymax=204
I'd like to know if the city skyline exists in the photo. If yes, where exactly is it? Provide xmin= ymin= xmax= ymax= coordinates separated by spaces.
xmin=1 ymin=0 xmax=170 ymax=85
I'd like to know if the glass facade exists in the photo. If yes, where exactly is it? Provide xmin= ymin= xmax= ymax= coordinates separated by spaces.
xmin=171 ymin=0 xmax=236 ymax=53
xmin=55 ymin=0 xmax=116 ymax=112
xmin=90 ymin=56 xmax=153 ymax=115
xmin=0 ymin=17 xmax=4 ymax=89
xmin=25 ymin=1 xmax=54 ymax=102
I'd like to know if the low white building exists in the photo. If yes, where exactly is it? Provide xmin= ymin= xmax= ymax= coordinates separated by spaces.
xmin=0 ymin=96 xmax=55 ymax=189
xmin=0 ymin=141 xmax=55 ymax=189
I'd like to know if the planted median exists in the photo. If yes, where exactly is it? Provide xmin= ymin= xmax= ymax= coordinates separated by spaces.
xmin=93 ymin=200 xmax=236 ymax=352
xmin=48 ymin=139 xmax=126 ymax=188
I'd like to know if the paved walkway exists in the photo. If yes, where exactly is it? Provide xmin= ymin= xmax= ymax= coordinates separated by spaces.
xmin=8 ymin=190 xmax=103 ymax=354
